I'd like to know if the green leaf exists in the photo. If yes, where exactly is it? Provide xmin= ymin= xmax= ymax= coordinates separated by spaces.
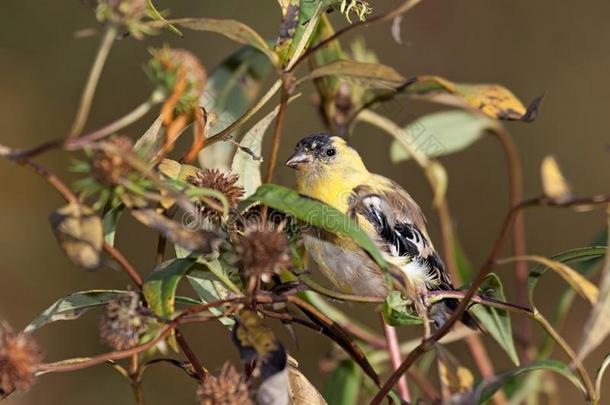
xmin=102 ymin=204 xmax=124 ymax=246
xmin=323 ymin=360 xmax=362 ymax=405
xmin=167 ymin=18 xmax=278 ymax=66
xmin=469 ymin=274 xmax=519 ymax=366
xmin=390 ymin=110 xmax=501 ymax=163
xmin=382 ymin=291 xmax=422 ymax=326
xmin=146 ymin=0 xmax=183 ymax=36
xmin=241 ymin=184 xmax=387 ymax=271
xmin=143 ymin=258 xmax=197 ymax=319
xmin=468 ymin=360 xmax=585 ymax=403
xmin=284 ymin=0 xmax=328 ymax=70
xmin=299 ymin=60 xmax=405 ymax=89
xmin=25 ymin=290 xmax=130 ymax=333
xmin=527 ymin=247 xmax=607 ymax=309
xmin=199 ymin=45 xmax=273 ymax=171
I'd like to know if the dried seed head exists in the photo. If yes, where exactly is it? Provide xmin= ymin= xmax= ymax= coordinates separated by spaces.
xmin=148 ymin=48 xmax=207 ymax=114
xmin=91 ymin=135 xmax=134 ymax=186
xmin=0 ymin=323 xmax=41 ymax=396
xmin=98 ymin=293 xmax=148 ymax=351
xmin=103 ymin=0 xmax=146 ymax=17
xmin=187 ymin=169 xmax=245 ymax=223
xmin=197 ymin=363 xmax=252 ymax=405
xmin=237 ymin=224 xmax=290 ymax=281
xmin=94 ymin=0 xmax=151 ymax=38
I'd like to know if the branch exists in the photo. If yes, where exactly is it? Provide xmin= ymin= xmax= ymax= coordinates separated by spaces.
xmin=69 ymin=25 xmax=118 ymax=138
xmin=264 ymin=82 xmax=290 ymax=183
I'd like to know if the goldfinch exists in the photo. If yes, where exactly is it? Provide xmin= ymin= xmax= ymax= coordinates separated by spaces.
xmin=285 ymin=133 xmax=475 ymax=327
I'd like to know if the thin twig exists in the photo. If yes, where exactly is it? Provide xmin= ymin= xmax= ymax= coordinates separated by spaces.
xmin=103 ymin=242 xmax=144 ymax=288
xmin=174 ymin=328 xmax=207 ymax=381
xmin=69 ymin=25 xmax=118 ymax=138
xmin=264 ymin=84 xmax=290 ymax=183
xmin=493 ymin=127 xmax=530 ymax=360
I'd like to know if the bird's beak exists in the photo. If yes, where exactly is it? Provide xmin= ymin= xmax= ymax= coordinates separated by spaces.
xmin=285 ymin=151 xmax=311 ymax=169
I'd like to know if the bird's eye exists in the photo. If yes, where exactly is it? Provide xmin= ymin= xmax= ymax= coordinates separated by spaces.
xmin=325 ymin=148 xmax=336 ymax=157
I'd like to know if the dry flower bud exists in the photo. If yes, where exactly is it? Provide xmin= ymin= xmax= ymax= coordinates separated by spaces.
xmin=197 ymin=363 xmax=252 ymax=405
xmin=0 ymin=323 xmax=41 ymax=396
xmin=91 ymin=135 xmax=134 ymax=186
xmin=187 ymin=169 xmax=245 ymax=223
xmin=98 ymin=293 xmax=148 ymax=351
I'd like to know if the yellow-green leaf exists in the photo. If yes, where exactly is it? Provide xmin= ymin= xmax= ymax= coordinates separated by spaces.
xmin=504 ymin=255 xmax=599 ymax=305
xmin=405 ymin=75 xmax=541 ymax=121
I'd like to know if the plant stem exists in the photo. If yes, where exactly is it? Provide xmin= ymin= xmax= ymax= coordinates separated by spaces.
xmin=69 ymin=24 xmax=118 ymax=138
xmin=103 ymin=242 xmax=144 ymax=288
xmin=534 ymin=312 xmax=596 ymax=401
xmin=264 ymin=84 xmax=289 ymax=183
xmin=174 ymin=328 xmax=207 ymax=382
xmin=380 ymin=315 xmax=410 ymax=403
xmin=494 ymin=128 xmax=530 ymax=361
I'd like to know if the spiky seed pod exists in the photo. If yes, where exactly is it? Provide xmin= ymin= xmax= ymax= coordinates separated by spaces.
xmin=187 ymin=169 xmax=245 ymax=223
xmin=98 ymin=293 xmax=148 ymax=351
xmin=237 ymin=224 xmax=291 ymax=282
xmin=0 ymin=323 xmax=41 ymax=396
xmin=91 ymin=135 xmax=134 ymax=186
xmin=148 ymin=48 xmax=207 ymax=114
xmin=197 ymin=363 xmax=252 ymax=405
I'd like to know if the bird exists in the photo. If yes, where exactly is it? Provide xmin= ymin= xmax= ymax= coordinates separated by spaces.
xmin=285 ymin=132 xmax=476 ymax=328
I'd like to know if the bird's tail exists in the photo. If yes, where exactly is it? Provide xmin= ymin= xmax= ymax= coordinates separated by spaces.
xmin=429 ymin=298 xmax=481 ymax=330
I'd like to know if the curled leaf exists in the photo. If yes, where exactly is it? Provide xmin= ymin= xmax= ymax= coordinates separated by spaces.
xmin=49 ymin=204 xmax=103 ymax=269
xmin=405 ymin=75 xmax=542 ymax=121
xmin=541 ymin=156 xmax=572 ymax=203
xmin=25 ymin=290 xmax=130 ymax=333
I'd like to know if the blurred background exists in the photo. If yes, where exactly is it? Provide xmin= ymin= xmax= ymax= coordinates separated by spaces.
xmin=1 ymin=0 xmax=609 ymax=403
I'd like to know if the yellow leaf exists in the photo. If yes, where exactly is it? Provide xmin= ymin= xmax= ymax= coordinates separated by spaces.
xmin=287 ymin=357 xmax=327 ymax=405
xmin=541 ymin=156 xmax=571 ymax=203
xmin=157 ymin=158 xmax=200 ymax=209
xmin=501 ymin=255 xmax=598 ymax=304
xmin=406 ymin=75 xmax=540 ymax=121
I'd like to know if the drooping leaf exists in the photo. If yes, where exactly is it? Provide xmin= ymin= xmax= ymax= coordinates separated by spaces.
xmin=390 ymin=110 xmax=501 ymax=163
xmin=241 ymin=184 xmax=387 ymax=271
xmin=199 ymin=45 xmax=273 ymax=171
xmin=525 ymin=247 xmax=606 ymax=308
xmin=405 ymin=75 xmax=541 ymax=121
xmin=25 ymin=290 xmax=130 ymax=333
xmin=461 ymin=360 xmax=585 ymax=404
xmin=469 ymin=274 xmax=519 ymax=365
xmin=299 ymin=60 xmax=405 ymax=89
xmin=323 ymin=360 xmax=361 ymax=405
xmin=541 ymin=156 xmax=572 ymax=203
xmin=505 ymin=255 xmax=599 ymax=305
xmin=49 ymin=203 xmax=103 ymax=270
xmin=577 ymin=216 xmax=610 ymax=362
xmin=382 ymin=291 xmax=422 ymax=326
xmin=143 ymin=258 xmax=197 ymax=319
xmin=166 ymin=18 xmax=278 ymax=66
xmin=102 ymin=204 xmax=124 ymax=246
xmin=130 ymin=209 xmax=221 ymax=254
